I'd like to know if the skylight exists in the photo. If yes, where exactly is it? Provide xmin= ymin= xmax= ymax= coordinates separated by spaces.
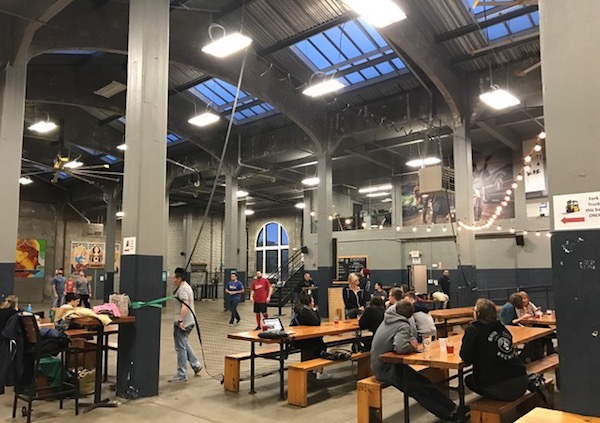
xmin=189 ymin=78 xmax=276 ymax=124
xmin=118 ymin=116 xmax=185 ymax=146
xmin=290 ymin=18 xmax=407 ymax=91
xmin=463 ymin=1 xmax=539 ymax=42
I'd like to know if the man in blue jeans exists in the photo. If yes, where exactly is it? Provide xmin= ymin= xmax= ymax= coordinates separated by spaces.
xmin=225 ymin=271 xmax=244 ymax=326
xmin=170 ymin=267 xmax=202 ymax=383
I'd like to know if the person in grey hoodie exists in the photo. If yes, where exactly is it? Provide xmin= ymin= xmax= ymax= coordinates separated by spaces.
xmin=370 ymin=300 xmax=466 ymax=423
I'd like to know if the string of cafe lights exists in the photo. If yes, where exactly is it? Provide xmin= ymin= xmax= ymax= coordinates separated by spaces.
xmin=456 ymin=130 xmax=549 ymax=236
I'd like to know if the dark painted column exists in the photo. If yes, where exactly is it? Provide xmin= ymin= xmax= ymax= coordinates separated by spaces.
xmin=0 ymin=66 xmax=26 ymax=297
xmin=540 ymin=1 xmax=600 ymax=416
xmin=453 ymin=124 xmax=478 ymax=307
xmin=315 ymin=152 xmax=334 ymax=316
xmin=116 ymin=0 xmax=169 ymax=399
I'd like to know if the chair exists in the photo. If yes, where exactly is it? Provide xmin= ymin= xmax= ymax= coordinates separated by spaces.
xmin=12 ymin=315 xmax=79 ymax=423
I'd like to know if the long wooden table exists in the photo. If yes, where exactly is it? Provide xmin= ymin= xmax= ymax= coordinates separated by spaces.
xmin=228 ymin=319 xmax=363 ymax=400
xmin=379 ymin=325 xmax=555 ymax=423
xmin=516 ymin=407 xmax=600 ymax=422
xmin=520 ymin=313 xmax=557 ymax=326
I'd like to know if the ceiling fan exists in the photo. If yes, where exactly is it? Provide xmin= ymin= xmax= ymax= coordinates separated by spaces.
xmin=21 ymin=152 xmax=123 ymax=185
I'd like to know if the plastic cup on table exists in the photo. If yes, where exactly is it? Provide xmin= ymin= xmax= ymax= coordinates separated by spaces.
xmin=423 ymin=336 xmax=432 ymax=353
xmin=439 ymin=337 xmax=448 ymax=353
xmin=262 ymin=325 xmax=268 ymax=331
xmin=446 ymin=343 xmax=455 ymax=354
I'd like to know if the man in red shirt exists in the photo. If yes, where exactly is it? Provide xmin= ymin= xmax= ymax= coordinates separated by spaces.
xmin=251 ymin=270 xmax=273 ymax=330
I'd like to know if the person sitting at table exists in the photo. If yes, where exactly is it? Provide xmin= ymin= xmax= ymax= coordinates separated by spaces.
xmin=291 ymin=292 xmax=331 ymax=380
xmin=500 ymin=293 xmax=532 ymax=326
xmin=343 ymin=273 xmax=370 ymax=319
xmin=518 ymin=291 xmax=556 ymax=356
xmin=403 ymin=291 xmax=436 ymax=342
xmin=0 ymin=295 xmax=19 ymax=332
xmin=385 ymin=287 xmax=403 ymax=309
xmin=359 ymin=296 xmax=385 ymax=351
xmin=61 ymin=293 xmax=81 ymax=308
xmin=371 ymin=282 xmax=388 ymax=303
xmin=460 ymin=298 xmax=528 ymax=401
xmin=370 ymin=299 xmax=465 ymax=423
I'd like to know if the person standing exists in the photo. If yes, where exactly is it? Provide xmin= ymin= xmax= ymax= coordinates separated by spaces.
xmin=293 ymin=272 xmax=315 ymax=305
xmin=170 ymin=267 xmax=202 ymax=383
xmin=370 ymin=300 xmax=465 ymax=422
xmin=359 ymin=268 xmax=372 ymax=293
xmin=250 ymin=270 xmax=272 ymax=330
xmin=51 ymin=269 xmax=66 ymax=307
xmin=343 ymin=273 xmax=370 ymax=318
xmin=76 ymin=270 xmax=91 ymax=308
xmin=436 ymin=270 xmax=451 ymax=308
xmin=225 ymin=271 xmax=244 ymax=326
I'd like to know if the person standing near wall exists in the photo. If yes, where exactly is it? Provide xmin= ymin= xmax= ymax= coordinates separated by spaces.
xmin=225 ymin=271 xmax=244 ymax=326
xmin=170 ymin=267 xmax=202 ymax=383
xmin=250 ymin=270 xmax=272 ymax=330
xmin=435 ymin=270 xmax=451 ymax=308
xmin=51 ymin=269 xmax=66 ymax=307
xmin=76 ymin=270 xmax=91 ymax=308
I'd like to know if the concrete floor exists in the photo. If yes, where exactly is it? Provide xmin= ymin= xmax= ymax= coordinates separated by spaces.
xmin=0 ymin=300 xmax=558 ymax=423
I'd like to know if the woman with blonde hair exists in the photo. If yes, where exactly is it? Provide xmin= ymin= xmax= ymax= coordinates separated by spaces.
xmin=343 ymin=273 xmax=370 ymax=319
xmin=0 ymin=295 xmax=19 ymax=331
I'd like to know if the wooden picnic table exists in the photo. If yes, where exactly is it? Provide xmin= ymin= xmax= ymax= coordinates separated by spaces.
xmin=228 ymin=318 xmax=363 ymax=400
xmin=519 ymin=313 xmax=557 ymax=326
xmin=379 ymin=325 xmax=555 ymax=423
xmin=516 ymin=407 xmax=600 ymax=423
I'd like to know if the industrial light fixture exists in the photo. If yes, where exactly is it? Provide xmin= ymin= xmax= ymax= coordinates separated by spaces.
xmin=366 ymin=192 xmax=389 ymax=198
xmin=301 ymin=177 xmax=320 ymax=186
xmin=188 ymin=112 xmax=220 ymax=127
xmin=295 ymin=202 xmax=306 ymax=209
xmin=479 ymin=85 xmax=520 ymax=110
xmin=64 ymin=160 xmax=83 ymax=169
xmin=381 ymin=197 xmax=392 ymax=203
xmin=236 ymin=190 xmax=249 ymax=198
xmin=302 ymin=78 xmax=345 ymax=97
xmin=116 ymin=211 xmax=125 ymax=218
xmin=201 ymin=24 xmax=252 ymax=58
xmin=94 ymin=80 xmax=127 ymax=98
xmin=117 ymin=143 xmax=127 ymax=151
xmin=244 ymin=209 xmax=255 ymax=216
xmin=28 ymin=113 xmax=58 ymax=133
xmin=405 ymin=157 xmax=441 ymax=168
xmin=343 ymin=0 xmax=407 ymax=28
xmin=358 ymin=183 xmax=392 ymax=194
xmin=19 ymin=177 xmax=33 ymax=185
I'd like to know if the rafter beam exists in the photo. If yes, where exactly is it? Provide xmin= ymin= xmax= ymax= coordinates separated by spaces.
xmin=476 ymin=120 xmax=519 ymax=149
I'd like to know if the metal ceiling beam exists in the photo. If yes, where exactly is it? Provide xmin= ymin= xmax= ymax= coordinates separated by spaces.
xmin=379 ymin=0 xmax=468 ymax=122
xmin=452 ymin=31 xmax=539 ymax=64
xmin=435 ymin=4 xmax=538 ymax=42
xmin=476 ymin=120 xmax=519 ymax=149
xmin=30 ymin=1 xmax=329 ymax=151
xmin=257 ymin=13 xmax=353 ymax=57
xmin=214 ymin=0 xmax=259 ymax=20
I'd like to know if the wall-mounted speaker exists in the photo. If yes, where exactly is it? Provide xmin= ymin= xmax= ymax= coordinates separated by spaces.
xmin=516 ymin=235 xmax=525 ymax=246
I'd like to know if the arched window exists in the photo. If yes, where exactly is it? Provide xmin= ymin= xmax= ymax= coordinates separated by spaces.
xmin=256 ymin=222 xmax=289 ymax=276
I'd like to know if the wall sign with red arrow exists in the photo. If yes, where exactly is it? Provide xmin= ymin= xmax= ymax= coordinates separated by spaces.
xmin=553 ymin=192 xmax=600 ymax=231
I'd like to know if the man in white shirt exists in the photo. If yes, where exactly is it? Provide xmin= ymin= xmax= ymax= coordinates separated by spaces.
xmin=170 ymin=267 xmax=202 ymax=383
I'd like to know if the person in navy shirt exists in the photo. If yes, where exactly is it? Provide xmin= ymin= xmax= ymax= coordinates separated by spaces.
xmin=225 ymin=272 xmax=244 ymax=326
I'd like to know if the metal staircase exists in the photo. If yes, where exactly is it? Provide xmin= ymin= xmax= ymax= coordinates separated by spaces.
xmin=266 ymin=247 xmax=308 ymax=314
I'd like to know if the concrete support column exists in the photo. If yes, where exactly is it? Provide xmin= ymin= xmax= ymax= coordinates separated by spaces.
xmin=223 ymin=172 xmax=239 ymax=274
xmin=103 ymin=187 xmax=119 ymax=302
xmin=237 ymin=200 xmax=247 ymax=284
xmin=117 ymin=0 xmax=169 ymax=399
xmin=392 ymin=175 xmax=403 ymax=228
xmin=540 ymin=1 xmax=600 ymax=416
xmin=0 ymin=65 xmax=26 ymax=297
xmin=452 ymin=124 xmax=476 ymax=264
xmin=315 ymin=152 xmax=333 ymax=315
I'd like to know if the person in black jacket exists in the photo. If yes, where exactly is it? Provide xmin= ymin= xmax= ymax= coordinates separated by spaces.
xmin=343 ymin=273 xmax=370 ymax=319
xmin=460 ymin=298 xmax=528 ymax=401
xmin=0 ymin=295 xmax=19 ymax=332
xmin=359 ymin=296 xmax=385 ymax=350
xmin=291 ymin=293 xmax=331 ymax=380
